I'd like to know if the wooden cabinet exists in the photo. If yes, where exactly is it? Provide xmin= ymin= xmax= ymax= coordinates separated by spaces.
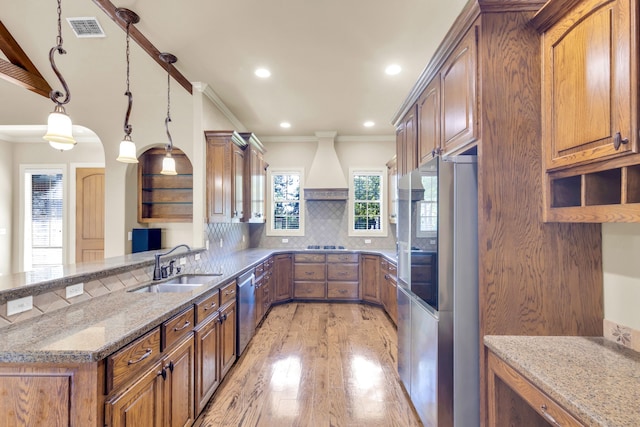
xmin=293 ymin=253 xmax=326 ymax=299
xmin=194 ymin=307 xmax=220 ymax=414
xmin=487 ymin=350 xmax=583 ymax=427
xmin=536 ymin=0 xmax=634 ymax=172
xmin=396 ymin=105 xmax=418 ymax=176
xmin=241 ymin=133 xmax=268 ymax=223
xmin=255 ymin=257 xmax=274 ymax=326
xmin=273 ymin=253 xmax=293 ymax=302
xmin=418 ymin=78 xmax=441 ymax=163
xmin=386 ymin=156 xmax=398 ymax=224
xmin=138 ymin=147 xmax=193 ymax=223
xmin=204 ymin=130 xmax=247 ymax=223
xmin=380 ymin=258 xmax=398 ymax=325
xmin=533 ymin=0 xmax=640 ymax=222
xmin=293 ymin=253 xmax=359 ymax=300
xmin=163 ymin=336 xmax=195 ymax=427
xmin=327 ymin=254 xmax=359 ymax=300
xmin=440 ymin=27 xmax=478 ymax=155
xmin=219 ymin=300 xmax=237 ymax=379
xmin=360 ymin=254 xmax=380 ymax=303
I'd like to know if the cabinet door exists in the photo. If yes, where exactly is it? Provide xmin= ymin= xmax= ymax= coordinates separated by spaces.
xmin=274 ymin=254 xmax=293 ymax=302
xmin=386 ymin=274 xmax=398 ymax=325
xmin=246 ymin=146 xmax=267 ymax=222
xmin=194 ymin=312 xmax=221 ymax=415
xmin=387 ymin=157 xmax=398 ymax=223
xmin=360 ymin=255 xmax=380 ymax=303
xmin=219 ymin=301 xmax=237 ymax=379
xmin=106 ymin=361 xmax=164 ymax=427
xmin=164 ymin=336 xmax=195 ymax=427
xmin=418 ymin=78 xmax=441 ymax=164
xmin=205 ymin=136 xmax=232 ymax=223
xmin=441 ymin=26 xmax=478 ymax=154
xmin=397 ymin=106 xmax=418 ymax=176
xmin=542 ymin=0 xmax=634 ymax=170
xmin=254 ymin=275 xmax=265 ymax=327
xmin=232 ymin=144 xmax=245 ymax=222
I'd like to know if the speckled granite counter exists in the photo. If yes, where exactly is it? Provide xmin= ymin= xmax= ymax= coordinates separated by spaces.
xmin=484 ymin=335 xmax=640 ymax=426
xmin=0 ymin=248 xmax=396 ymax=364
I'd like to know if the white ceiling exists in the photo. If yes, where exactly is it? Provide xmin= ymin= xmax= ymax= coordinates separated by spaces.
xmin=0 ymin=0 xmax=468 ymax=142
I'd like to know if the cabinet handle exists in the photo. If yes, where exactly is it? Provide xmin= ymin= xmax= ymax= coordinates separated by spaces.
xmin=127 ymin=348 xmax=152 ymax=365
xmin=613 ymin=132 xmax=629 ymax=150
xmin=173 ymin=320 xmax=191 ymax=332
xmin=158 ymin=368 xmax=167 ymax=380
xmin=204 ymin=303 xmax=217 ymax=311
xmin=305 ymin=271 xmax=314 ymax=276
xmin=164 ymin=361 xmax=174 ymax=373
xmin=540 ymin=404 xmax=561 ymax=426
xmin=225 ymin=289 xmax=236 ymax=295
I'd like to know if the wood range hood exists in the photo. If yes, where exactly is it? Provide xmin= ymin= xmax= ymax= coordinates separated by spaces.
xmin=304 ymin=131 xmax=349 ymax=201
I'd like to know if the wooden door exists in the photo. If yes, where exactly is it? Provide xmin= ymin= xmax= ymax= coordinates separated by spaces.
xmin=273 ymin=254 xmax=293 ymax=302
xmin=418 ymin=78 xmax=441 ymax=164
xmin=386 ymin=274 xmax=398 ymax=325
xmin=164 ymin=336 xmax=194 ymax=427
xmin=254 ymin=274 xmax=265 ymax=327
xmin=396 ymin=106 xmax=418 ymax=176
xmin=105 ymin=361 xmax=164 ymax=427
xmin=360 ymin=255 xmax=380 ymax=303
xmin=219 ymin=301 xmax=237 ymax=379
xmin=205 ymin=133 xmax=232 ymax=223
xmin=194 ymin=312 xmax=221 ymax=414
xmin=441 ymin=26 xmax=478 ymax=154
xmin=542 ymin=0 xmax=634 ymax=170
xmin=232 ymin=144 xmax=245 ymax=221
xmin=75 ymin=167 xmax=104 ymax=263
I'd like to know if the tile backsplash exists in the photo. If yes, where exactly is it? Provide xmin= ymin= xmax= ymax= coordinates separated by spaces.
xmin=604 ymin=318 xmax=640 ymax=352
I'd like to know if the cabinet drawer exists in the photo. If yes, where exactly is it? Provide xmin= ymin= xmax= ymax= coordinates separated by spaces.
xmin=294 ymin=263 xmax=326 ymax=281
xmin=255 ymin=263 xmax=264 ymax=277
xmin=387 ymin=262 xmax=397 ymax=275
xmin=195 ymin=290 xmax=220 ymax=325
xmin=327 ymin=263 xmax=358 ymax=281
xmin=162 ymin=306 xmax=194 ymax=350
xmin=294 ymin=253 xmax=326 ymax=263
xmin=106 ymin=327 xmax=161 ymax=393
xmin=327 ymin=253 xmax=358 ymax=263
xmin=488 ymin=351 xmax=583 ymax=426
xmin=220 ymin=280 xmax=237 ymax=307
xmin=294 ymin=282 xmax=326 ymax=299
xmin=327 ymin=282 xmax=359 ymax=299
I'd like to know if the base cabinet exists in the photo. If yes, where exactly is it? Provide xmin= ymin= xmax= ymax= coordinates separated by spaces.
xmin=194 ymin=312 xmax=220 ymax=415
xmin=219 ymin=301 xmax=237 ymax=379
xmin=273 ymin=253 xmax=293 ymax=302
xmin=361 ymin=254 xmax=381 ymax=303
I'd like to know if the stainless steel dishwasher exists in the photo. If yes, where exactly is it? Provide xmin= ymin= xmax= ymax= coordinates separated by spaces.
xmin=236 ymin=270 xmax=255 ymax=356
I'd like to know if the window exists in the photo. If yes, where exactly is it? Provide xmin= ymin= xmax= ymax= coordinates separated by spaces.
xmin=417 ymin=175 xmax=437 ymax=237
xmin=23 ymin=169 xmax=64 ymax=271
xmin=267 ymin=169 xmax=305 ymax=236
xmin=349 ymin=169 xmax=386 ymax=237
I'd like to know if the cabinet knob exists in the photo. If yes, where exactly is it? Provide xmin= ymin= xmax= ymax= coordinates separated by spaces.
xmin=158 ymin=368 xmax=167 ymax=380
xmin=613 ymin=132 xmax=629 ymax=150
xmin=539 ymin=404 xmax=560 ymax=426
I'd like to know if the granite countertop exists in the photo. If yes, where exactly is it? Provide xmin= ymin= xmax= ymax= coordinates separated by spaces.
xmin=484 ymin=335 xmax=640 ymax=427
xmin=0 ymin=248 xmax=396 ymax=364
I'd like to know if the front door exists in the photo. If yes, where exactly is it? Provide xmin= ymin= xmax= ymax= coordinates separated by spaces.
xmin=75 ymin=168 xmax=104 ymax=263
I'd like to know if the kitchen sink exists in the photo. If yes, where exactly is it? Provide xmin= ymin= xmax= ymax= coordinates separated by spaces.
xmin=129 ymin=273 xmax=223 ymax=293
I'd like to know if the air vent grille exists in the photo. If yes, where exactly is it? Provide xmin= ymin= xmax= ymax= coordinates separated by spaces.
xmin=66 ymin=17 xmax=105 ymax=38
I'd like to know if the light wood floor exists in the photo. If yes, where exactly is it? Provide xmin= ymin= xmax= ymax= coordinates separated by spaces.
xmin=194 ymin=302 xmax=423 ymax=427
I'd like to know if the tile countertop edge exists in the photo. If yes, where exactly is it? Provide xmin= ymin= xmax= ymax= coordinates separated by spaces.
xmin=484 ymin=335 xmax=640 ymax=427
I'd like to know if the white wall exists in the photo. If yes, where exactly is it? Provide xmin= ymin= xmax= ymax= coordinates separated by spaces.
xmin=0 ymin=140 xmax=13 ymax=276
xmin=602 ymin=223 xmax=640 ymax=330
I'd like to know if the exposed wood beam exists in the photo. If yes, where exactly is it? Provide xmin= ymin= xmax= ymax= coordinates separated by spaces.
xmin=92 ymin=0 xmax=193 ymax=95
xmin=0 ymin=21 xmax=52 ymax=98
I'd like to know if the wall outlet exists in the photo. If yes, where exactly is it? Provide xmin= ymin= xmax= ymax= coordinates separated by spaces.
xmin=66 ymin=283 xmax=84 ymax=299
xmin=195 ymin=253 xmax=201 ymax=261
xmin=127 ymin=231 xmax=132 ymax=241
xmin=364 ymin=239 xmax=372 ymax=244
xmin=179 ymin=257 xmax=187 ymax=265
xmin=219 ymin=238 xmax=223 ymax=248
xmin=282 ymin=238 xmax=289 ymax=243
xmin=7 ymin=296 xmax=33 ymax=316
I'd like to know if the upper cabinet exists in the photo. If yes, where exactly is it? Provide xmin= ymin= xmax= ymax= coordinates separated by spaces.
xmin=538 ymin=0 xmax=635 ymax=171
xmin=396 ymin=105 xmax=418 ymax=176
xmin=204 ymin=131 xmax=247 ymax=223
xmin=137 ymin=147 xmax=193 ymax=223
xmin=533 ymin=0 xmax=640 ymax=222
xmin=240 ymin=133 xmax=268 ymax=223
xmin=440 ymin=27 xmax=478 ymax=155
xmin=418 ymin=78 xmax=441 ymax=164
xmin=387 ymin=156 xmax=398 ymax=224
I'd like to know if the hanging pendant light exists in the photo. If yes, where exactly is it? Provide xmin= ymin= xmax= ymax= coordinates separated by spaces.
xmin=160 ymin=52 xmax=178 ymax=175
xmin=115 ymin=8 xmax=140 ymax=163
xmin=43 ymin=0 xmax=76 ymax=151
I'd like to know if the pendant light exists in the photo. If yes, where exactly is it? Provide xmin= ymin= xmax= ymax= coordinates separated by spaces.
xmin=115 ymin=8 xmax=140 ymax=163
xmin=160 ymin=52 xmax=178 ymax=175
xmin=43 ymin=0 xmax=76 ymax=151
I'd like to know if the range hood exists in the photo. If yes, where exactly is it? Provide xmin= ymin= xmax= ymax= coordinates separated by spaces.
xmin=304 ymin=131 xmax=349 ymax=200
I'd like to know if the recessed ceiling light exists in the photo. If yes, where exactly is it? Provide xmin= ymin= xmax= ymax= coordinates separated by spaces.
xmin=255 ymin=68 xmax=271 ymax=78
xmin=280 ymin=122 xmax=291 ymax=129
xmin=363 ymin=121 xmax=375 ymax=128
xmin=385 ymin=64 xmax=402 ymax=75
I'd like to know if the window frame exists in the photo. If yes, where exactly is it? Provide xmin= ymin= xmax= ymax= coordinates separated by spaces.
xmin=416 ymin=174 xmax=438 ymax=238
xmin=348 ymin=168 xmax=387 ymax=237
xmin=266 ymin=168 xmax=305 ymax=237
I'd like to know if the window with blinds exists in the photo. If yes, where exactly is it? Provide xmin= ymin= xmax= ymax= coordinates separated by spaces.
xmin=267 ymin=169 xmax=305 ymax=236
xmin=349 ymin=169 xmax=386 ymax=237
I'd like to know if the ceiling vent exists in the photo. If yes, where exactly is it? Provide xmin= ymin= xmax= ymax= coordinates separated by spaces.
xmin=66 ymin=17 xmax=106 ymax=38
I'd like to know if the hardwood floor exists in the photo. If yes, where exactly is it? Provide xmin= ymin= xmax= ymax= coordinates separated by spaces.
xmin=195 ymin=302 xmax=422 ymax=427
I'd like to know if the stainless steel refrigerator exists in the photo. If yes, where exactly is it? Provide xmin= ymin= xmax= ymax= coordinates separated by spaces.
xmin=396 ymin=155 xmax=479 ymax=427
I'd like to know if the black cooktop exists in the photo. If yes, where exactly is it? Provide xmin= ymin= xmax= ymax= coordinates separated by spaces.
xmin=306 ymin=245 xmax=346 ymax=250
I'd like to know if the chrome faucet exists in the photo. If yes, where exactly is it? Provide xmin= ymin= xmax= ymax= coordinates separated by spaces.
xmin=153 ymin=244 xmax=191 ymax=281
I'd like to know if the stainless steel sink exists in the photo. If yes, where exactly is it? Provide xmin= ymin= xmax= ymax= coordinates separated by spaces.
xmin=129 ymin=274 xmax=222 ymax=293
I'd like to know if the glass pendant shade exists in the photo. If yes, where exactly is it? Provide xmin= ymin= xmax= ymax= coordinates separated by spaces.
xmin=44 ymin=105 xmax=76 ymax=150
xmin=116 ymin=135 xmax=138 ymax=163
xmin=161 ymin=154 xmax=177 ymax=175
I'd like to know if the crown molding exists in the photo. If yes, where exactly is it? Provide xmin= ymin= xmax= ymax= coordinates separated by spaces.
xmin=259 ymin=134 xmax=395 ymax=144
